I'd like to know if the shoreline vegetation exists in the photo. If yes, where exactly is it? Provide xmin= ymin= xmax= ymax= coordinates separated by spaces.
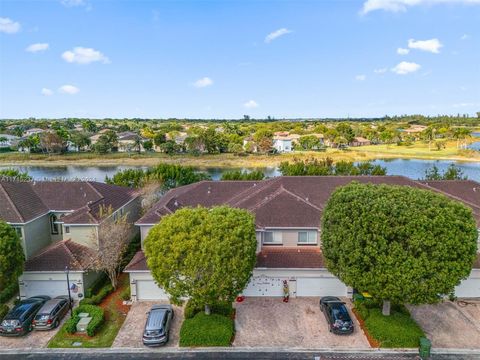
xmin=0 ymin=140 xmax=478 ymax=168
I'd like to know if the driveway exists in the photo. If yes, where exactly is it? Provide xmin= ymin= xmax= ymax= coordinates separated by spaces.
xmin=0 ymin=317 xmax=66 ymax=349
xmin=233 ymin=297 xmax=370 ymax=348
xmin=409 ymin=300 xmax=480 ymax=349
xmin=113 ymin=301 xmax=183 ymax=348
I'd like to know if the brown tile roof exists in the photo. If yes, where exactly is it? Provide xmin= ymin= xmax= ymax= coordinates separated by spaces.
xmin=124 ymin=250 xmax=148 ymax=272
xmin=24 ymin=239 xmax=96 ymax=272
xmin=138 ymin=176 xmax=434 ymax=229
xmin=0 ymin=180 xmax=138 ymax=224
xmin=256 ymin=247 xmax=325 ymax=268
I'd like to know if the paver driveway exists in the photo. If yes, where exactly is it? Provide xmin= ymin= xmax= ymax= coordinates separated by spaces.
xmin=409 ymin=300 xmax=480 ymax=349
xmin=233 ymin=297 xmax=370 ymax=348
xmin=0 ymin=317 xmax=66 ymax=349
xmin=113 ymin=301 xmax=183 ymax=348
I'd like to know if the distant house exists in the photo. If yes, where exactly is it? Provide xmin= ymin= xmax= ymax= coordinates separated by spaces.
xmin=24 ymin=128 xmax=46 ymax=137
xmin=0 ymin=134 xmax=20 ymax=148
xmin=118 ymin=131 xmax=146 ymax=152
xmin=350 ymin=137 xmax=371 ymax=147
xmin=403 ymin=125 xmax=428 ymax=134
xmin=272 ymin=133 xmax=293 ymax=153
xmin=242 ymin=137 xmax=258 ymax=153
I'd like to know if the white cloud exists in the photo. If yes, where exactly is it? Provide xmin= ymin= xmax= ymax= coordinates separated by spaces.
xmin=62 ymin=47 xmax=110 ymax=64
xmin=193 ymin=77 xmax=213 ymax=88
xmin=374 ymin=68 xmax=388 ymax=74
xmin=41 ymin=88 xmax=53 ymax=96
xmin=265 ymin=28 xmax=292 ymax=43
xmin=408 ymin=38 xmax=443 ymax=53
xmin=397 ymin=47 xmax=410 ymax=55
xmin=391 ymin=61 xmax=421 ymax=75
xmin=0 ymin=17 xmax=20 ymax=34
xmin=59 ymin=85 xmax=80 ymax=94
xmin=460 ymin=34 xmax=469 ymax=40
xmin=26 ymin=43 xmax=49 ymax=53
xmin=244 ymin=100 xmax=259 ymax=109
xmin=355 ymin=74 xmax=367 ymax=81
xmin=361 ymin=0 xmax=480 ymax=14
xmin=61 ymin=0 xmax=86 ymax=7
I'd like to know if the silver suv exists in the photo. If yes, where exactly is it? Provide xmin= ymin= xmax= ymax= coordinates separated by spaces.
xmin=142 ymin=305 xmax=174 ymax=346
xmin=32 ymin=296 xmax=71 ymax=330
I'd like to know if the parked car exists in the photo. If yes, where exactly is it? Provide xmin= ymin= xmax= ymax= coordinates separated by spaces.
xmin=0 ymin=296 xmax=51 ymax=336
xmin=319 ymin=296 xmax=354 ymax=334
xmin=32 ymin=296 xmax=71 ymax=330
xmin=142 ymin=305 xmax=174 ymax=346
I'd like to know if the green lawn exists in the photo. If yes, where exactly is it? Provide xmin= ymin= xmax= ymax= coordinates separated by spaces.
xmin=355 ymin=301 xmax=425 ymax=348
xmin=179 ymin=312 xmax=234 ymax=347
xmin=48 ymin=275 xmax=129 ymax=348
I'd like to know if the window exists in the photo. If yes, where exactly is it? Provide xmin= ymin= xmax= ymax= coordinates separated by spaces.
xmin=263 ymin=231 xmax=282 ymax=244
xmin=50 ymin=214 xmax=59 ymax=235
xmin=298 ymin=231 xmax=317 ymax=244
xmin=65 ymin=226 xmax=70 ymax=234
xmin=13 ymin=227 xmax=23 ymax=239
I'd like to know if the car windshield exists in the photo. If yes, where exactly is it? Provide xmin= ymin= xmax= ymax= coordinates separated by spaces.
xmin=35 ymin=314 xmax=50 ymax=321
xmin=331 ymin=305 xmax=350 ymax=321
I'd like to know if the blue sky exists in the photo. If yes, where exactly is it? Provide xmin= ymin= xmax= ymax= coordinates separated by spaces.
xmin=0 ymin=0 xmax=479 ymax=119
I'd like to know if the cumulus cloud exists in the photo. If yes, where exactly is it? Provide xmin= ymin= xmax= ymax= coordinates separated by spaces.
xmin=59 ymin=84 xmax=80 ymax=94
xmin=265 ymin=28 xmax=292 ymax=43
xmin=408 ymin=38 xmax=443 ymax=53
xmin=391 ymin=61 xmax=421 ymax=75
xmin=0 ymin=17 xmax=20 ymax=34
xmin=361 ymin=0 xmax=480 ymax=14
xmin=244 ymin=100 xmax=259 ymax=109
xmin=374 ymin=68 xmax=388 ymax=74
xmin=397 ymin=47 xmax=410 ymax=55
xmin=193 ymin=77 xmax=213 ymax=88
xmin=41 ymin=88 xmax=53 ymax=96
xmin=355 ymin=74 xmax=367 ymax=81
xmin=62 ymin=47 xmax=110 ymax=64
xmin=26 ymin=43 xmax=49 ymax=53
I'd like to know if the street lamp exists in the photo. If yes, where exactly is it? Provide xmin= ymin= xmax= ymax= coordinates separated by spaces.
xmin=65 ymin=266 xmax=73 ymax=317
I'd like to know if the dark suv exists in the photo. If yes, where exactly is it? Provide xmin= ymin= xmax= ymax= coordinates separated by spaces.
xmin=33 ymin=296 xmax=71 ymax=330
xmin=0 ymin=296 xmax=51 ymax=336
xmin=142 ymin=305 xmax=174 ymax=346
xmin=319 ymin=296 xmax=354 ymax=335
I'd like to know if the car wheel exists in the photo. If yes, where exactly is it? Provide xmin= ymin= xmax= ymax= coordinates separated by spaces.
xmin=54 ymin=320 xmax=59 ymax=328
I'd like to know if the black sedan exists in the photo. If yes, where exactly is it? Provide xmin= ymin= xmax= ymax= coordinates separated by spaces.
xmin=319 ymin=296 xmax=354 ymax=334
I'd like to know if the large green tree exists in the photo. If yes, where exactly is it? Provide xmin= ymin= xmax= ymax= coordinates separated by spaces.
xmin=0 ymin=221 xmax=25 ymax=292
xmin=144 ymin=206 xmax=257 ymax=314
xmin=321 ymin=183 xmax=477 ymax=315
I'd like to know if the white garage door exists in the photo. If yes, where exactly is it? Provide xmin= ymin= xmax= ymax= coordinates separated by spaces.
xmin=136 ymin=280 xmax=169 ymax=301
xmin=296 ymin=277 xmax=347 ymax=297
xmin=455 ymin=277 xmax=480 ymax=298
xmin=24 ymin=280 xmax=67 ymax=298
xmin=243 ymin=276 xmax=285 ymax=297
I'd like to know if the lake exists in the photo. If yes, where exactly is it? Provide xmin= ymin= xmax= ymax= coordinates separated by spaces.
xmin=1 ymin=158 xmax=479 ymax=182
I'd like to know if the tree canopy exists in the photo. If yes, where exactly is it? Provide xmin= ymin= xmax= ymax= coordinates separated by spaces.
xmin=221 ymin=170 xmax=265 ymax=181
xmin=321 ymin=183 xmax=478 ymax=314
xmin=144 ymin=206 xmax=257 ymax=313
xmin=279 ymin=157 xmax=387 ymax=176
xmin=423 ymin=164 xmax=468 ymax=180
xmin=0 ymin=221 xmax=25 ymax=292
xmin=0 ymin=168 xmax=32 ymax=181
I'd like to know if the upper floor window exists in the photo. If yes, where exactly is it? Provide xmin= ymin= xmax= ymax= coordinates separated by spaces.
xmin=298 ymin=230 xmax=317 ymax=245
xmin=263 ymin=231 xmax=282 ymax=244
xmin=50 ymin=214 xmax=59 ymax=235
xmin=65 ymin=226 xmax=70 ymax=234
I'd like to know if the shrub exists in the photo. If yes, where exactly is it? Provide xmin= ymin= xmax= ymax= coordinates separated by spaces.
xmin=0 ymin=304 xmax=9 ymax=321
xmin=179 ymin=313 xmax=234 ymax=347
xmin=85 ymin=273 xmax=109 ymax=298
xmin=184 ymin=301 xmax=234 ymax=319
xmin=80 ymin=283 xmax=113 ymax=305
xmin=64 ymin=305 xmax=105 ymax=337
xmin=120 ymin=286 xmax=131 ymax=301
xmin=0 ymin=282 xmax=18 ymax=304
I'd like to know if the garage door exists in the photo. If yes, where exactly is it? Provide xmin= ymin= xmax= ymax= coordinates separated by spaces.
xmin=24 ymin=280 xmax=67 ymax=298
xmin=455 ymin=277 xmax=480 ymax=298
xmin=243 ymin=276 xmax=285 ymax=297
xmin=296 ymin=277 xmax=347 ymax=297
xmin=136 ymin=280 xmax=169 ymax=301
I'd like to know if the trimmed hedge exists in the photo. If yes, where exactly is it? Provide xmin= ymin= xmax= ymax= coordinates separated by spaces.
xmin=65 ymin=304 xmax=105 ymax=337
xmin=0 ymin=282 xmax=18 ymax=304
xmin=80 ymin=283 xmax=113 ymax=306
xmin=179 ymin=313 xmax=234 ymax=347
xmin=184 ymin=301 xmax=234 ymax=319
xmin=0 ymin=304 xmax=9 ymax=321
xmin=354 ymin=299 xmax=425 ymax=348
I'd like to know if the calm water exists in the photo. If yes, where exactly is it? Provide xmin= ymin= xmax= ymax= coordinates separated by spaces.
xmin=1 ymin=158 xmax=479 ymax=182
